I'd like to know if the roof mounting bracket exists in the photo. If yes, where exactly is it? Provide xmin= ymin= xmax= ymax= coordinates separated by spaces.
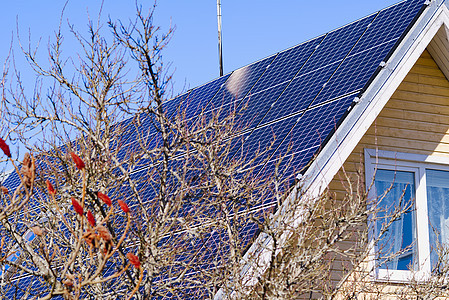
xmin=379 ymin=61 xmax=387 ymax=68
xmin=424 ymin=0 xmax=431 ymax=5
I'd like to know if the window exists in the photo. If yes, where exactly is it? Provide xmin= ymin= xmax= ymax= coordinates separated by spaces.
xmin=365 ymin=149 xmax=449 ymax=281
xmin=374 ymin=169 xmax=417 ymax=272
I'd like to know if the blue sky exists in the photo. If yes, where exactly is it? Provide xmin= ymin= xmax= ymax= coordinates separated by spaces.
xmin=0 ymin=0 xmax=402 ymax=97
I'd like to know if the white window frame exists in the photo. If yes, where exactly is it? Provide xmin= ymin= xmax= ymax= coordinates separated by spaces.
xmin=365 ymin=148 xmax=449 ymax=282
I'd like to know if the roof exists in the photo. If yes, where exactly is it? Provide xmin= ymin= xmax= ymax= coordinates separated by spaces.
xmin=165 ymin=0 xmax=428 ymax=180
xmin=3 ymin=0 xmax=448 ymax=298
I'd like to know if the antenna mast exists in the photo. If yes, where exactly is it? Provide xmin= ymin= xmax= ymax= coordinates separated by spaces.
xmin=217 ymin=0 xmax=223 ymax=76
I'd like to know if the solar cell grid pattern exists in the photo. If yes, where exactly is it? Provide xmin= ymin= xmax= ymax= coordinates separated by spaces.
xmin=178 ymin=74 xmax=230 ymax=120
xmin=248 ymin=35 xmax=324 ymax=93
xmin=261 ymin=62 xmax=338 ymax=123
xmin=236 ymin=81 xmax=289 ymax=128
xmin=271 ymin=93 xmax=356 ymax=170
xmin=237 ymin=11 xmax=374 ymax=130
xmin=163 ymin=91 xmax=190 ymax=118
xmin=0 ymin=0 xmax=428 ymax=298
xmin=350 ymin=0 xmax=425 ymax=55
xmin=298 ymin=13 xmax=375 ymax=75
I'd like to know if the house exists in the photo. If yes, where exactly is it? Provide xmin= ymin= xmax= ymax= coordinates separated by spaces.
xmin=1 ymin=0 xmax=449 ymax=298
xmin=211 ymin=0 xmax=449 ymax=298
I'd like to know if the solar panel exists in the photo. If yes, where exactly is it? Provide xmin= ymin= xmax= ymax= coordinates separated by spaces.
xmin=349 ymin=0 xmax=426 ymax=55
xmin=298 ymin=13 xmax=376 ymax=75
xmin=1 ymin=171 xmax=21 ymax=192
xmin=264 ymin=93 xmax=357 ymax=176
xmin=178 ymin=74 xmax=231 ymax=120
xmin=237 ymin=13 xmax=374 ymax=129
xmin=261 ymin=62 xmax=338 ymax=124
xmin=233 ymin=113 xmax=302 ymax=167
xmin=164 ymin=91 xmax=191 ymax=119
xmin=248 ymin=35 xmax=325 ymax=94
xmin=236 ymin=81 xmax=289 ymax=128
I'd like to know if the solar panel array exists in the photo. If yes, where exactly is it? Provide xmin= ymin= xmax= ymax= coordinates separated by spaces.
xmin=1 ymin=0 xmax=427 ymax=298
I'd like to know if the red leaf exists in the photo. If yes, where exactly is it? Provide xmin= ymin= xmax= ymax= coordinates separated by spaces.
xmin=97 ymin=192 xmax=112 ymax=207
xmin=0 ymin=138 xmax=11 ymax=158
xmin=118 ymin=200 xmax=130 ymax=213
xmin=46 ymin=180 xmax=56 ymax=195
xmin=70 ymin=152 xmax=85 ymax=170
xmin=126 ymin=253 xmax=140 ymax=269
xmin=71 ymin=197 xmax=84 ymax=216
xmin=87 ymin=210 xmax=96 ymax=227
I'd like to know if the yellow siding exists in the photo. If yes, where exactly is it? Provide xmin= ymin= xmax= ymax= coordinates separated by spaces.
xmin=334 ymin=49 xmax=449 ymax=194
xmin=330 ymin=49 xmax=449 ymax=297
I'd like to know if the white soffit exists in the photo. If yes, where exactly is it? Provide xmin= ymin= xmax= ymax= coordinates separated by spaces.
xmin=428 ymin=20 xmax=449 ymax=79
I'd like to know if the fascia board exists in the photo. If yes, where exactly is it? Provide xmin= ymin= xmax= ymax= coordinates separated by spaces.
xmin=214 ymin=1 xmax=447 ymax=299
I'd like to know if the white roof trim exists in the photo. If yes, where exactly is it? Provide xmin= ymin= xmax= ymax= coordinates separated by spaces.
xmin=215 ymin=1 xmax=449 ymax=299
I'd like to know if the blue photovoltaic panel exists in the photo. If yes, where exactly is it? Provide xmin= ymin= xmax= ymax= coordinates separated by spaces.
xmin=349 ymin=0 xmax=425 ymax=55
xmin=116 ymin=92 xmax=190 ymax=152
xmin=252 ymin=13 xmax=374 ymax=128
xmin=236 ymin=82 xmax=289 ymax=128
xmin=2 ymin=170 xmax=21 ymax=192
xmin=178 ymin=74 xmax=230 ymax=120
xmin=163 ymin=91 xmax=191 ymax=119
xmin=205 ymin=36 xmax=325 ymax=130
xmin=118 ymin=113 xmax=156 ymax=146
xmin=261 ymin=62 xmax=338 ymax=124
xmin=191 ymin=229 xmax=229 ymax=268
xmin=233 ymin=114 xmax=301 ymax=166
xmin=313 ymin=40 xmax=396 ymax=106
xmin=114 ymin=120 xmax=162 ymax=170
xmin=196 ymin=54 xmax=277 ymax=127
xmin=186 ymin=212 xmax=266 ymax=281
xmin=115 ymin=89 xmax=192 ymax=157
xmin=264 ymin=94 xmax=356 ymax=176
xmin=121 ymin=83 xmax=236 ymax=167
xmin=299 ymin=13 xmax=375 ymax=75
xmin=249 ymin=35 xmax=325 ymax=94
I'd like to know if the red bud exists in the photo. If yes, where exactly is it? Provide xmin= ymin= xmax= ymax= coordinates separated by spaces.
xmin=87 ymin=210 xmax=96 ymax=227
xmin=70 ymin=152 xmax=85 ymax=170
xmin=46 ymin=180 xmax=56 ymax=195
xmin=97 ymin=192 xmax=112 ymax=207
xmin=71 ymin=197 xmax=84 ymax=216
xmin=1 ymin=186 xmax=9 ymax=195
xmin=126 ymin=253 xmax=140 ymax=268
xmin=0 ymin=138 xmax=11 ymax=158
xmin=118 ymin=200 xmax=130 ymax=213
